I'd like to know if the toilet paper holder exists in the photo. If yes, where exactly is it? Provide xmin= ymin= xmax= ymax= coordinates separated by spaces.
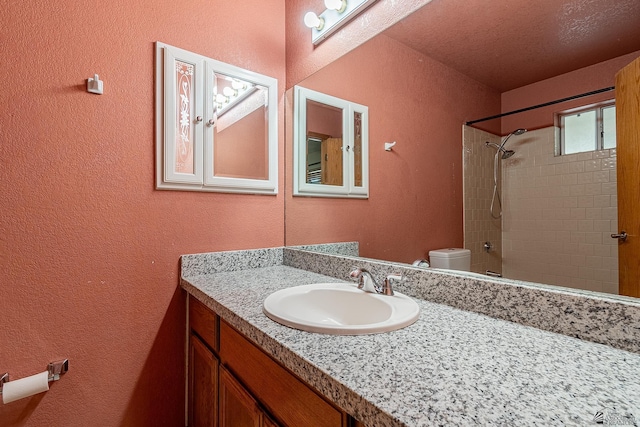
xmin=0 ymin=373 xmax=8 ymax=393
xmin=48 ymin=359 xmax=69 ymax=382
xmin=0 ymin=359 xmax=69 ymax=395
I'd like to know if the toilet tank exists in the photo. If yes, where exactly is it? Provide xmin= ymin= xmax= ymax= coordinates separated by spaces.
xmin=428 ymin=248 xmax=471 ymax=271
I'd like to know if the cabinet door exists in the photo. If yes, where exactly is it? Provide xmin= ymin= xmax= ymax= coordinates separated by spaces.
xmin=262 ymin=415 xmax=280 ymax=427
xmin=159 ymin=44 xmax=205 ymax=185
xmin=219 ymin=321 xmax=345 ymax=427
xmin=189 ymin=335 xmax=218 ymax=427
xmin=219 ymin=366 xmax=263 ymax=427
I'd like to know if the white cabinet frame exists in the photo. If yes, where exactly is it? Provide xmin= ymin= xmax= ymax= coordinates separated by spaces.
xmin=155 ymin=42 xmax=278 ymax=195
xmin=293 ymin=86 xmax=369 ymax=198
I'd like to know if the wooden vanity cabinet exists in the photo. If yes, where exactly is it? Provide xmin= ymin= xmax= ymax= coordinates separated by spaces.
xmin=189 ymin=296 xmax=220 ymax=427
xmin=219 ymin=365 xmax=280 ymax=427
xmin=189 ymin=334 xmax=218 ymax=427
xmin=188 ymin=295 xmax=354 ymax=427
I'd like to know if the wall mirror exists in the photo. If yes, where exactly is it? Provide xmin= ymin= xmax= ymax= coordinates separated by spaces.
xmin=155 ymin=42 xmax=278 ymax=194
xmin=293 ymin=86 xmax=368 ymax=198
xmin=284 ymin=0 xmax=640 ymax=298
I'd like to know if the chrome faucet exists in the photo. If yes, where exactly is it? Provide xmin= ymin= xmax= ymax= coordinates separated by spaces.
xmin=412 ymin=259 xmax=430 ymax=268
xmin=349 ymin=267 xmax=404 ymax=296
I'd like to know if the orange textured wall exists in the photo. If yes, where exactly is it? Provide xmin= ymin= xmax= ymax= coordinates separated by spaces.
xmin=216 ymin=108 xmax=268 ymax=179
xmin=307 ymin=102 xmax=343 ymax=137
xmin=0 ymin=0 xmax=284 ymax=425
xmin=501 ymin=50 xmax=640 ymax=134
xmin=285 ymin=35 xmax=501 ymax=263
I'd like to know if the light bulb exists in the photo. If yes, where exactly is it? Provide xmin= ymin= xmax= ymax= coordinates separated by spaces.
xmin=223 ymin=87 xmax=235 ymax=97
xmin=231 ymin=80 xmax=245 ymax=90
xmin=215 ymin=94 xmax=227 ymax=104
xmin=304 ymin=12 xmax=324 ymax=30
xmin=324 ymin=0 xmax=346 ymax=12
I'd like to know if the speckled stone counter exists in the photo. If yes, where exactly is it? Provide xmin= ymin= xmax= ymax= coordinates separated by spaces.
xmin=283 ymin=249 xmax=640 ymax=354
xmin=181 ymin=248 xmax=640 ymax=427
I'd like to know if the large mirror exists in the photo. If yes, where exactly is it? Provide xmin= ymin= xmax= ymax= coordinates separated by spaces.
xmin=213 ymin=73 xmax=270 ymax=181
xmin=284 ymin=0 xmax=640 ymax=297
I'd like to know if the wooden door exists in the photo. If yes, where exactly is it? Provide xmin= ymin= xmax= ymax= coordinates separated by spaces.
xmin=189 ymin=335 xmax=219 ymax=427
xmin=321 ymin=137 xmax=343 ymax=186
xmin=615 ymin=55 xmax=640 ymax=298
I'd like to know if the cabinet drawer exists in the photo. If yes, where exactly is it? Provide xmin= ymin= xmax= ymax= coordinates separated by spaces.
xmin=189 ymin=295 xmax=218 ymax=351
xmin=219 ymin=320 xmax=345 ymax=427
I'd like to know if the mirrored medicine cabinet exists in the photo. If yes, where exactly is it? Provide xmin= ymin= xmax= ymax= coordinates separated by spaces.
xmin=293 ymin=86 xmax=369 ymax=198
xmin=155 ymin=42 xmax=278 ymax=194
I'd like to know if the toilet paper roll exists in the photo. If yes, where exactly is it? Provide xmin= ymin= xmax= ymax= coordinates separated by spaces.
xmin=2 ymin=371 xmax=49 ymax=404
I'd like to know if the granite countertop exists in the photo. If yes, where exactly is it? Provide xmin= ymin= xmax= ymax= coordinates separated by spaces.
xmin=182 ymin=262 xmax=640 ymax=427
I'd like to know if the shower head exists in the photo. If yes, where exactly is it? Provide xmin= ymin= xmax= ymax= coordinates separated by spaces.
xmin=485 ymin=141 xmax=516 ymax=159
xmin=497 ymin=128 xmax=527 ymax=151
xmin=501 ymin=149 xmax=515 ymax=159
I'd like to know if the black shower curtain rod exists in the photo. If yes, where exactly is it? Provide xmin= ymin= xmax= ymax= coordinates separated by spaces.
xmin=465 ymin=86 xmax=615 ymax=126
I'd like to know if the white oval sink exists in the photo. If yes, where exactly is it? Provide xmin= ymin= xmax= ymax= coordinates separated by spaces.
xmin=263 ymin=283 xmax=420 ymax=335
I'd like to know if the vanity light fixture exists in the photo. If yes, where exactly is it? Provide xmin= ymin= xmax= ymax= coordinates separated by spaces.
xmin=304 ymin=0 xmax=378 ymax=45
xmin=325 ymin=0 xmax=347 ymax=13
xmin=231 ymin=80 xmax=245 ymax=91
xmin=304 ymin=12 xmax=324 ymax=30
xmin=215 ymin=93 xmax=228 ymax=103
xmin=215 ymin=77 xmax=257 ymax=116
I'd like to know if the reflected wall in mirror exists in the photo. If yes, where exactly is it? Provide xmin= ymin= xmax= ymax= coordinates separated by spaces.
xmin=293 ymin=86 xmax=368 ymax=198
xmin=285 ymin=35 xmax=499 ymax=261
xmin=213 ymin=74 xmax=269 ymax=181
xmin=284 ymin=0 xmax=640 ymax=298
xmin=156 ymin=42 xmax=278 ymax=194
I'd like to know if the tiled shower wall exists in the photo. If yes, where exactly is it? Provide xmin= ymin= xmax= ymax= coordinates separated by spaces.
xmin=462 ymin=126 xmax=503 ymax=275
xmin=501 ymin=127 xmax=619 ymax=294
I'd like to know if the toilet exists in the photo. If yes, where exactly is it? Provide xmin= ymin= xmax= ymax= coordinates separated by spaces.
xmin=428 ymin=248 xmax=471 ymax=271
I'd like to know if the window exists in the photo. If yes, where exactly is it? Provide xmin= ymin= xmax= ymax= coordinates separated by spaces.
xmin=558 ymin=102 xmax=616 ymax=155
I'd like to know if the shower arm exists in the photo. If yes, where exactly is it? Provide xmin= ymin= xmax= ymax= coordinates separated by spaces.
xmin=498 ymin=132 xmax=515 ymax=151
xmin=498 ymin=128 xmax=527 ymax=151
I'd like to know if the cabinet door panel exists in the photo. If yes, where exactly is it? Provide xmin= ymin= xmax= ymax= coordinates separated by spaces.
xmin=160 ymin=45 xmax=205 ymax=185
xmin=189 ymin=335 xmax=218 ymax=427
xmin=219 ymin=321 xmax=344 ymax=427
xmin=219 ymin=366 xmax=262 ymax=427
xmin=262 ymin=415 xmax=280 ymax=427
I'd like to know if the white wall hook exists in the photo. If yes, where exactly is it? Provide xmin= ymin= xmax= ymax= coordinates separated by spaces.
xmin=384 ymin=141 xmax=397 ymax=151
xmin=87 ymin=74 xmax=103 ymax=95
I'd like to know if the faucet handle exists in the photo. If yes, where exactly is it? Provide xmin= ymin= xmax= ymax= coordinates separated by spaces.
xmin=349 ymin=267 xmax=378 ymax=292
xmin=381 ymin=274 xmax=405 ymax=296
xmin=349 ymin=267 xmax=367 ymax=289
xmin=349 ymin=267 xmax=363 ymax=278
xmin=349 ymin=267 xmax=363 ymax=281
